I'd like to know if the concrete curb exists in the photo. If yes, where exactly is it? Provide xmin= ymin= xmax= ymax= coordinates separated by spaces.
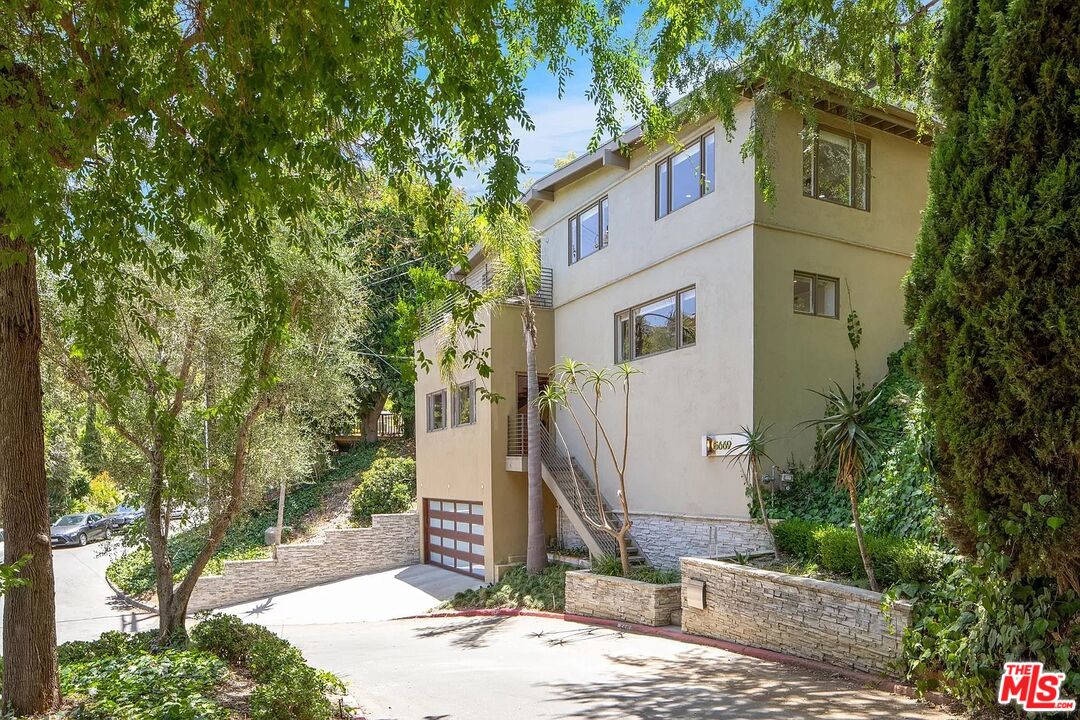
xmin=104 ymin=572 xmax=158 ymax=614
xmin=398 ymin=608 xmax=955 ymax=709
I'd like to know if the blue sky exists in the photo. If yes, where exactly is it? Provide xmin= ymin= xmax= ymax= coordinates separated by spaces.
xmin=459 ymin=4 xmax=649 ymax=196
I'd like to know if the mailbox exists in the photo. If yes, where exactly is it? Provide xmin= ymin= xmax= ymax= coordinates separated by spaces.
xmin=686 ymin=579 xmax=706 ymax=610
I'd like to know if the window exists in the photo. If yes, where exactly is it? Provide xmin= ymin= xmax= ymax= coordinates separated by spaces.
xmin=452 ymin=382 xmax=474 ymax=426
xmin=793 ymin=272 xmax=839 ymax=318
xmin=569 ymin=197 xmax=609 ymax=264
xmin=656 ymin=132 xmax=715 ymax=218
xmin=615 ymin=287 xmax=697 ymax=362
xmin=426 ymin=389 xmax=447 ymax=432
xmin=802 ymin=126 xmax=869 ymax=210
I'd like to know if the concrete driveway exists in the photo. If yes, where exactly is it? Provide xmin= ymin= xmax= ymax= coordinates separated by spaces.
xmin=0 ymin=540 xmax=156 ymax=644
xmin=273 ymin=614 xmax=959 ymax=720
xmin=220 ymin=564 xmax=482 ymax=629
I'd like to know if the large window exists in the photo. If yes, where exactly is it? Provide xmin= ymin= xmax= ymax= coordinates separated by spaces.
xmin=568 ymin=197 xmax=609 ymax=264
xmin=426 ymin=389 xmax=447 ymax=432
xmin=615 ymin=287 xmax=697 ymax=362
xmin=656 ymin=133 xmax=715 ymax=218
xmin=803 ymin=126 xmax=869 ymax=210
xmin=452 ymin=382 xmax=474 ymax=427
xmin=793 ymin=272 xmax=839 ymax=318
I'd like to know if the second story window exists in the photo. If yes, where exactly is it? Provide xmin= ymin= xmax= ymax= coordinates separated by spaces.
xmin=427 ymin=389 xmax=447 ymax=432
xmin=615 ymin=286 xmax=697 ymax=362
xmin=452 ymin=382 xmax=474 ymax=426
xmin=569 ymin=197 xmax=609 ymax=264
xmin=656 ymin=132 xmax=715 ymax=218
xmin=803 ymin=126 xmax=869 ymax=210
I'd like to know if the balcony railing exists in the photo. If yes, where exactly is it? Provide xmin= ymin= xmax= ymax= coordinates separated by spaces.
xmin=419 ymin=267 xmax=553 ymax=338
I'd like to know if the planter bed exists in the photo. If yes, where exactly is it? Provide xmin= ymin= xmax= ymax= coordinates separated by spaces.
xmin=564 ymin=569 xmax=681 ymax=627
xmin=680 ymin=557 xmax=913 ymax=677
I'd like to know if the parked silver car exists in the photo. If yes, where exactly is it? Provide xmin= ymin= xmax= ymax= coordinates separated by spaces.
xmin=50 ymin=513 xmax=111 ymax=547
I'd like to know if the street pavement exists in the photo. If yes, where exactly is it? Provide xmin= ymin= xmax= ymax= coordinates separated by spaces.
xmin=0 ymin=539 xmax=157 ymax=644
xmin=274 ymin=614 xmax=960 ymax=720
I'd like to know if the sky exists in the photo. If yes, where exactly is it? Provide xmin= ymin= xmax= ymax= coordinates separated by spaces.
xmin=458 ymin=4 xmax=649 ymax=197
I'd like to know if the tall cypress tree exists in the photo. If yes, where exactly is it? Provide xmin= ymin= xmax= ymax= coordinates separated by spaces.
xmin=905 ymin=0 xmax=1080 ymax=591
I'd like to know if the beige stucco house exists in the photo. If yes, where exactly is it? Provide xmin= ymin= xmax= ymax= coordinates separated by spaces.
xmin=414 ymin=95 xmax=931 ymax=581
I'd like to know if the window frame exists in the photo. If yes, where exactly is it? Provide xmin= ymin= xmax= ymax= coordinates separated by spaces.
xmin=426 ymin=389 xmax=448 ymax=432
xmin=802 ymin=124 xmax=871 ymax=211
xmin=614 ymin=285 xmax=697 ymax=362
xmin=655 ymin=132 xmax=716 ymax=219
xmin=452 ymin=381 xmax=475 ymax=427
xmin=793 ymin=272 xmax=840 ymax=319
xmin=568 ymin=196 xmax=609 ymax=265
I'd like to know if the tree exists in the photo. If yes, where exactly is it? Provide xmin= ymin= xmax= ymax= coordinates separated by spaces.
xmin=482 ymin=212 xmax=547 ymax=574
xmin=79 ymin=401 xmax=105 ymax=478
xmin=540 ymin=360 xmax=640 ymax=575
xmin=904 ymin=0 xmax=1080 ymax=592
xmin=732 ymin=422 xmax=779 ymax=559
xmin=48 ymin=222 xmax=358 ymax=642
xmin=804 ymin=381 xmax=884 ymax=591
xmin=1 ymin=3 xmax=652 ymax=710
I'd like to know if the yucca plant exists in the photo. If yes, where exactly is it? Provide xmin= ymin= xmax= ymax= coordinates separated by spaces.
xmin=730 ymin=422 xmax=779 ymax=559
xmin=802 ymin=380 xmax=884 ymax=591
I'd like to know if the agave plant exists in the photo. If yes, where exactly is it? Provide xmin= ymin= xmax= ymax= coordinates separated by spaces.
xmin=803 ymin=380 xmax=884 ymax=591
xmin=730 ymin=421 xmax=779 ymax=559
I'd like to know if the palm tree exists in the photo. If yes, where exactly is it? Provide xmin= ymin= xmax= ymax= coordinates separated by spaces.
xmin=731 ymin=422 xmax=779 ymax=559
xmin=478 ymin=211 xmax=547 ymax=574
xmin=803 ymin=380 xmax=883 ymax=591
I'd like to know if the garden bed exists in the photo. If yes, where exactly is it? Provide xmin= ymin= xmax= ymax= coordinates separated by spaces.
xmin=564 ymin=569 xmax=682 ymax=627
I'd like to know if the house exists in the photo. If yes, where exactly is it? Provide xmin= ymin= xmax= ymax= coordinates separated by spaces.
xmin=414 ymin=94 xmax=931 ymax=581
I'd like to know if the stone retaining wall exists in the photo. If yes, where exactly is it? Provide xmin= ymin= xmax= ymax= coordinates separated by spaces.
xmin=189 ymin=512 xmax=420 ymax=611
xmin=680 ymin=557 xmax=913 ymax=677
xmin=565 ymin=570 xmax=681 ymax=627
xmin=631 ymin=513 xmax=774 ymax=569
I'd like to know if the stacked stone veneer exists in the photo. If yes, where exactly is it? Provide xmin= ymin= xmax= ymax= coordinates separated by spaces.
xmin=680 ymin=557 xmax=913 ymax=677
xmin=556 ymin=507 xmax=774 ymax=568
xmin=189 ymin=512 xmax=420 ymax=611
xmin=564 ymin=570 xmax=682 ymax=627
xmin=630 ymin=513 xmax=774 ymax=569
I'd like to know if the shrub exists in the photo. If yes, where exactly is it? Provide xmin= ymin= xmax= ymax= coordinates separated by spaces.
xmin=445 ymin=564 xmax=569 ymax=612
xmin=772 ymin=519 xmax=947 ymax=589
xmin=591 ymin=555 xmax=680 ymax=585
xmin=773 ymin=518 xmax=819 ymax=559
xmin=904 ymin=553 xmax=1080 ymax=711
xmin=194 ymin=614 xmax=344 ymax=720
xmin=58 ymin=633 xmax=228 ymax=720
xmin=349 ymin=457 xmax=415 ymax=526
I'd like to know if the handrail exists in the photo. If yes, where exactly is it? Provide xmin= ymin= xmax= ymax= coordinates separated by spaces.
xmin=419 ymin=267 xmax=553 ymax=337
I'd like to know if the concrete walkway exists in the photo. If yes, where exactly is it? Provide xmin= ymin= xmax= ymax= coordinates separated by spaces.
xmin=274 ymin=614 xmax=959 ymax=720
xmin=220 ymin=564 xmax=482 ymax=630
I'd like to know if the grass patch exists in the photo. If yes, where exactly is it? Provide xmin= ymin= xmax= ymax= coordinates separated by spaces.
xmin=443 ymin=564 xmax=570 ymax=612
xmin=591 ymin=555 xmax=680 ymax=585
xmin=108 ymin=440 xmax=410 ymax=596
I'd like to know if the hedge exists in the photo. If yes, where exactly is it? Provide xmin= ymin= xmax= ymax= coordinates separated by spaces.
xmin=349 ymin=457 xmax=416 ymax=526
xmin=773 ymin=519 xmax=947 ymax=589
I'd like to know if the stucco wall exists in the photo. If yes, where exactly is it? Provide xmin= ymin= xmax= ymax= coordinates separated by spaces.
xmin=680 ymin=557 xmax=913 ymax=677
xmin=565 ymin=570 xmax=682 ymax=627
xmin=189 ymin=512 xmax=420 ymax=611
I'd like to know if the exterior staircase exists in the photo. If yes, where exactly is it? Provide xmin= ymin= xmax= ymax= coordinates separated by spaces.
xmin=509 ymin=415 xmax=646 ymax=565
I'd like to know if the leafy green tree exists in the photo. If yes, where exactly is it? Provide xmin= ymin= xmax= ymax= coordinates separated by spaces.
xmin=0 ymin=3 xmax=651 ymax=709
xmin=79 ymin=401 xmax=105 ymax=479
xmin=904 ymin=0 xmax=1080 ymax=593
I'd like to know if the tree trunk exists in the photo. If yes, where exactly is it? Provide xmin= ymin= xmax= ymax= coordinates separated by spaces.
xmin=0 ymin=238 xmax=59 ymax=714
xmin=362 ymin=393 xmax=388 ymax=443
xmin=144 ymin=441 xmax=185 ymax=643
xmin=848 ymin=483 xmax=878 ymax=592
xmin=523 ymin=305 xmax=546 ymax=574
xmin=750 ymin=457 xmax=779 ymax=559
xmin=616 ymin=529 xmax=632 ymax=576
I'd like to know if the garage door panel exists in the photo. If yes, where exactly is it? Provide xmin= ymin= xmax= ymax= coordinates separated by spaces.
xmin=425 ymin=498 xmax=484 ymax=579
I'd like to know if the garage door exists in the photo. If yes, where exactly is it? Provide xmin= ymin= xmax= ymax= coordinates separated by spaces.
xmin=425 ymin=499 xmax=485 ymax=578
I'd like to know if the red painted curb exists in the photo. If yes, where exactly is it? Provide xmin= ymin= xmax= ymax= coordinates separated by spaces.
xmin=396 ymin=608 xmax=954 ymax=708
